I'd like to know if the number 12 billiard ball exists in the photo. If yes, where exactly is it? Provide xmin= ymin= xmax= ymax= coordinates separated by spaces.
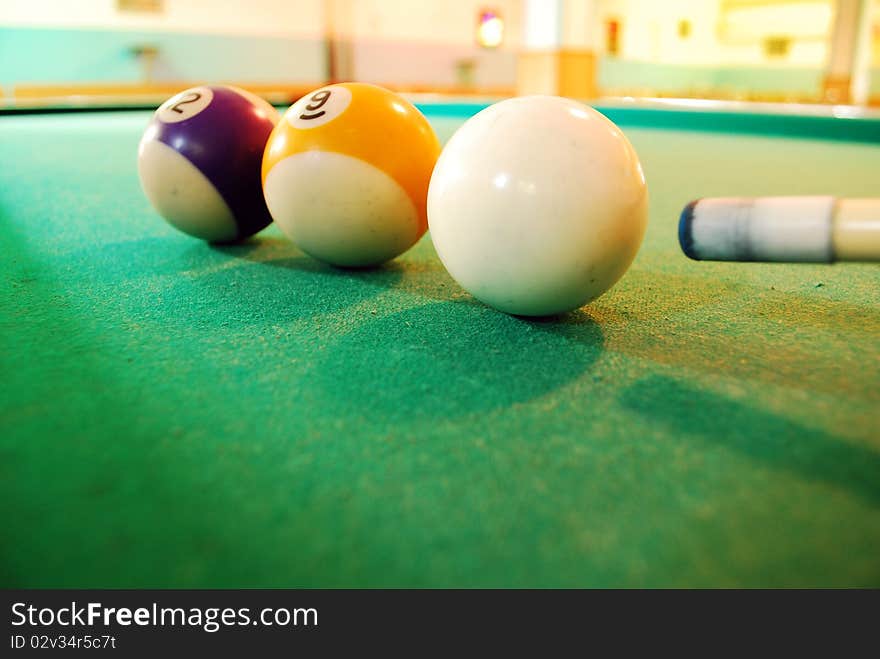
xmin=138 ymin=85 xmax=279 ymax=243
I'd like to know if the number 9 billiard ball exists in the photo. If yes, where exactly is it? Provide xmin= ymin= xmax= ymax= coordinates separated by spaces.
xmin=262 ymin=83 xmax=441 ymax=267
xmin=138 ymin=85 xmax=279 ymax=243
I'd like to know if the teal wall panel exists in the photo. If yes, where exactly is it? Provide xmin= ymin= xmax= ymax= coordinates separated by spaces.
xmin=599 ymin=57 xmax=826 ymax=97
xmin=0 ymin=27 xmax=326 ymax=87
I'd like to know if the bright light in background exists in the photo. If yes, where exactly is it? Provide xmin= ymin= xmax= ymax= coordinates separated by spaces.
xmin=492 ymin=173 xmax=509 ymax=189
xmin=477 ymin=9 xmax=504 ymax=49
xmin=523 ymin=0 xmax=560 ymax=49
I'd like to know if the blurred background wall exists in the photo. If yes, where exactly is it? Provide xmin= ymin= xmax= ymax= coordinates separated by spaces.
xmin=1 ymin=0 xmax=877 ymax=104
xmin=0 ymin=0 xmax=327 ymax=87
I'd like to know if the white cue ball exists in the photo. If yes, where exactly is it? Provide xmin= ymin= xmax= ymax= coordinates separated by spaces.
xmin=427 ymin=96 xmax=649 ymax=316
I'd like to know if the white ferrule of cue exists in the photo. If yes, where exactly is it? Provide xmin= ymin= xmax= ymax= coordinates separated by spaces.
xmin=684 ymin=196 xmax=835 ymax=262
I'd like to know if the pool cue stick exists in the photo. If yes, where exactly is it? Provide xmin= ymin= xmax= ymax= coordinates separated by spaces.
xmin=678 ymin=196 xmax=880 ymax=263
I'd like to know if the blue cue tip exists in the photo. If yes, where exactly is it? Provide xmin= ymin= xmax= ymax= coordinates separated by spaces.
xmin=678 ymin=200 xmax=700 ymax=261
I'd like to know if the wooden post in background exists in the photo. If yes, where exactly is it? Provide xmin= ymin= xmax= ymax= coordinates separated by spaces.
xmin=517 ymin=0 xmax=598 ymax=99
xmin=823 ymin=0 xmax=871 ymax=104
xmin=325 ymin=0 xmax=355 ymax=84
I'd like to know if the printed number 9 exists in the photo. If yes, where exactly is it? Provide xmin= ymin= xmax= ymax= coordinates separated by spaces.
xmin=300 ymin=91 xmax=331 ymax=120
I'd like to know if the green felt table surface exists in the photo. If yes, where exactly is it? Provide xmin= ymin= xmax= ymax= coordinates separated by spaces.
xmin=1 ymin=107 xmax=878 ymax=588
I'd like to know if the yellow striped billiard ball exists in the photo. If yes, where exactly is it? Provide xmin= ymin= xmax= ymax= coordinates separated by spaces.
xmin=262 ymin=83 xmax=441 ymax=267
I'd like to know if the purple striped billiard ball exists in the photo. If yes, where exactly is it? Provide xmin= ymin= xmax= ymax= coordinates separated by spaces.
xmin=138 ymin=86 xmax=279 ymax=243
